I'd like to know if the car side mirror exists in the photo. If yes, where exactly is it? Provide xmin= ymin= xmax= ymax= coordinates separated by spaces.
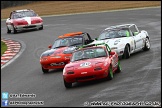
xmin=109 ymin=51 xmax=115 ymax=58
xmin=133 ymin=32 xmax=139 ymax=36
xmin=48 ymin=45 xmax=52 ymax=49
xmin=95 ymin=38 xmax=98 ymax=40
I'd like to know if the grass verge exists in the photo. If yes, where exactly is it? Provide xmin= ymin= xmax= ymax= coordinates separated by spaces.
xmin=1 ymin=41 xmax=7 ymax=56
xmin=1 ymin=1 xmax=160 ymax=19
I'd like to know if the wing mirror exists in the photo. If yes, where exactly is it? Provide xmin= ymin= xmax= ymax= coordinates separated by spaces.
xmin=48 ymin=45 xmax=52 ymax=49
xmin=109 ymin=51 xmax=115 ymax=58
xmin=110 ymin=51 xmax=115 ymax=55
xmin=133 ymin=32 xmax=139 ymax=36
xmin=95 ymin=38 xmax=98 ymax=40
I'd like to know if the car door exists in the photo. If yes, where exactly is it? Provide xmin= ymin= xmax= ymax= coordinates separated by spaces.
xmin=107 ymin=46 xmax=118 ymax=72
xmin=132 ymin=33 xmax=144 ymax=50
xmin=111 ymin=52 xmax=118 ymax=72
xmin=130 ymin=25 xmax=143 ymax=50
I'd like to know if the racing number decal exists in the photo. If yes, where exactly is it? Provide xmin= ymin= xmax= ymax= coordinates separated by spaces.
xmin=80 ymin=62 xmax=91 ymax=67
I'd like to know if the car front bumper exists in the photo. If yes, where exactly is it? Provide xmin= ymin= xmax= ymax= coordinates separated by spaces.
xmin=40 ymin=54 xmax=71 ymax=69
xmin=63 ymin=69 xmax=108 ymax=83
xmin=14 ymin=23 xmax=43 ymax=30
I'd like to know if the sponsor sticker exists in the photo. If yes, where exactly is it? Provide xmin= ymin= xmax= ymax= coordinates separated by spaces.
xmin=50 ymin=62 xmax=65 ymax=66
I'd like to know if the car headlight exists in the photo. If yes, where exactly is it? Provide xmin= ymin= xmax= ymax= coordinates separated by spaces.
xmin=94 ymin=62 xmax=103 ymax=71
xmin=65 ymin=66 xmax=74 ymax=74
xmin=63 ymin=68 xmax=66 ymax=74
xmin=114 ymin=40 xmax=121 ymax=45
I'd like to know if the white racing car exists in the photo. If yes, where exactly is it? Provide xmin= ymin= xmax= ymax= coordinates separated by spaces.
xmin=91 ymin=24 xmax=151 ymax=59
xmin=6 ymin=9 xmax=43 ymax=34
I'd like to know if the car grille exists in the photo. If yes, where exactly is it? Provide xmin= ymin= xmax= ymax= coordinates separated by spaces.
xmin=76 ymin=76 xmax=95 ymax=81
xmin=23 ymin=25 xmax=36 ymax=28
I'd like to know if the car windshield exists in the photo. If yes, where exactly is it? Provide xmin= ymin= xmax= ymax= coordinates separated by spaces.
xmin=52 ymin=36 xmax=83 ymax=49
xmin=12 ymin=10 xmax=37 ymax=19
xmin=98 ymin=28 xmax=130 ymax=40
xmin=71 ymin=47 xmax=107 ymax=62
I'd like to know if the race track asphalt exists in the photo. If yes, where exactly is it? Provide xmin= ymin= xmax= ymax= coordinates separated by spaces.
xmin=1 ymin=7 xmax=161 ymax=107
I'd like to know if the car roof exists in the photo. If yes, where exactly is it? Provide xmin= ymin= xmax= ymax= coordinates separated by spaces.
xmin=58 ymin=32 xmax=83 ymax=38
xmin=12 ymin=9 xmax=34 ymax=13
xmin=104 ymin=24 xmax=135 ymax=30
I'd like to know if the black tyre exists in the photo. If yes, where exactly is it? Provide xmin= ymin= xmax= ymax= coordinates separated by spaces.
xmin=116 ymin=61 xmax=121 ymax=73
xmin=39 ymin=25 xmax=43 ymax=30
xmin=143 ymin=37 xmax=150 ymax=51
xmin=107 ymin=66 xmax=113 ymax=80
xmin=122 ymin=44 xmax=130 ymax=59
xmin=7 ymin=27 xmax=11 ymax=33
xmin=12 ymin=25 xmax=17 ymax=34
xmin=64 ymin=80 xmax=72 ymax=88
xmin=42 ymin=67 xmax=49 ymax=73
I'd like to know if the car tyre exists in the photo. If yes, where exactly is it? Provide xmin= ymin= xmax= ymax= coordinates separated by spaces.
xmin=64 ymin=80 xmax=72 ymax=88
xmin=107 ymin=66 xmax=113 ymax=80
xmin=42 ymin=67 xmax=49 ymax=73
xmin=12 ymin=25 xmax=17 ymax=34
xmin=116 ymin=61 xmax=121 ymax=73
xmin=123 ymin=44 xmax=130 ymax=59
xmin=143 ymin=37 xmax=150 ymax=51
xmin=7 ymin=27 xmax=11 ymax=33
xmin=39 ymin=25 xmax=43 ymax=30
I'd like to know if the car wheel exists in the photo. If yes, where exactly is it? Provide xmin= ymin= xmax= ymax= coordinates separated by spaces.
xmin=122 ymin=44 xmax=130 ymax=59
xmin=39 ymin=25 xmax=43 ymax=30
xmin=7 ymin=27 xmax=11 ymax=33
xmin=116 ymin=61 xmax=121 ymax=73
xmin=143 ymin=37 xmax=150 ymax=51
xmin=42 ymin=67 xmax=49 ymax=73
xmin=107 ymin=66 xmax=113 ymax=80
xmin=12 ymin=25 xmax=17 ymax=34
xmin=64 ymin=80 xmax=72 ymax=88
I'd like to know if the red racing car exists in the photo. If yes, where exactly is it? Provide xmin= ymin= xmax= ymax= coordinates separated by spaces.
xmin=6 ymin=9 xmax=43 ymax=34
xmin=63 ymin=43 xmax=121 ymax=88
xmin=40 ymin=32 xmax=94 ymax=73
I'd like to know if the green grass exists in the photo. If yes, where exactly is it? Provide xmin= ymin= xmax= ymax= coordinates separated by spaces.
xmin=1 ymin=41 xmax=7 ymax=56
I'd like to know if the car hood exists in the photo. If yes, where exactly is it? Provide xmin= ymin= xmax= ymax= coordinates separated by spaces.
xmin=41 ymin=46 xmax=76 ymax=57
xmin=91 ymin=38 xmax=127 ymax=47
xmin=66 ymin=57 xmax=106 ymax=68
xmin=13 ymin=17 xmax=42 ymax=24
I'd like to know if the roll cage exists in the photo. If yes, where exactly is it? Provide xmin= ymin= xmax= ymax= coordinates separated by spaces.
xmin=78 ymin=43 xmax=111 ymax=54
